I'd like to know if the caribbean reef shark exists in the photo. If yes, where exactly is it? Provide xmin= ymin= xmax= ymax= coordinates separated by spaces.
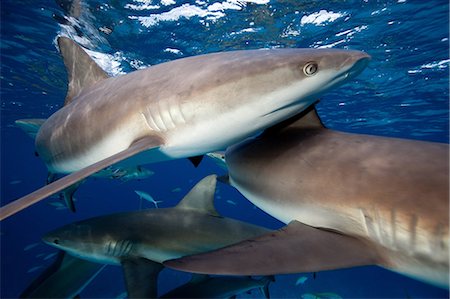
xmin=42 ymin=175 xmax=270 ymax=298
xmin=165 ymin=105 xmax=449 ymax=289
xmin=0 ymin=37 xmax=369 ymax=220
xmin=160 ymin=274 xmax=274 ymax=298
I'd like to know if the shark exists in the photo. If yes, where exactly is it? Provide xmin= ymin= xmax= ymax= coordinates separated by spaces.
xmin=0 ymin=37 xmax=370 ymax=220
xmin=164 ymin=105 xmax=450 ymax=289
xmin=20 ymin=250 xmax=105 ymax=298
xmin=42 ymin=175 xmax=271 ymax=298
xmin=160 ymin=274 xmax=274 ymax=298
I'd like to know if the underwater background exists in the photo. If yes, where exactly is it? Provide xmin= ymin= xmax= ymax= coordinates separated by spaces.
xmin=1 ymin=0 xmax=449 ymax=298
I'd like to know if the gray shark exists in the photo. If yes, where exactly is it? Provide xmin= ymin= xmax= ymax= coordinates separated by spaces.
xmin=165 ymin=105 xmax=449 ymax=289
xmin=42 ymin=175 xmax=271 ymax=297
xmin=20 ymin=250 xmax=105 ymax=298
xmin=160 ymin=274 xmax=273 ymax=298
xmin=0 ymin=37 xmax=369 ymax=220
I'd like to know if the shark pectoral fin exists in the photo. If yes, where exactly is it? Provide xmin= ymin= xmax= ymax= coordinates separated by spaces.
xmin=21 ymin=251 xmax=106 ymax=298
xmin=60 ymin=180 xmax=84 ymax=212
xmin=15 ymin=118 xmax=47 ymax=139
xmin=0 ymin=136 xmax=164 ymax=221
xmin=262 ymin=101 xmax=325 ymax=137
xmin=19 ymin=251 xmax=66 ymax=298
xmin=188 ymin=155 xmax=204 ymax=167
xmin=164 ymin=220 xmax=383 ymax=276
xmin=121 ymin=257 xmax=163 ymax=299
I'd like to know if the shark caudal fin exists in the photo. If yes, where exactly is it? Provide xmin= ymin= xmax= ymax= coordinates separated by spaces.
xmin=57 ymin=36 xmax=109 ymax=105
xmin=0 ymin=135 xmax=164 ymax=221
xmin=164 ymin=220 xmax=385 ymax=276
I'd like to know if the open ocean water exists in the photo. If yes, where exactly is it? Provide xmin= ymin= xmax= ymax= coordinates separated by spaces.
xmin=0 ymin=0 xmax=449 ymax=298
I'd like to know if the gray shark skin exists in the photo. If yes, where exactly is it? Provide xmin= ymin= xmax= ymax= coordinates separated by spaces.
xmin=0 ymin=37 xmax=369 ymax=220
xmin=42 ymin=175 xmax=270 ymax=297
xmin=165 ymin=106 xmax=449 ymax=289
xmin=20 ymin=251 xmax=105 ymax=298
xmin=160 ymin=275 xmax=273 ymax=298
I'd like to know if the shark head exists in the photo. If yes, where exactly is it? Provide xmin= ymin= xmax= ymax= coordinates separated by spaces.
xmin=42 ymin=219 xmax=127 ymax=265
xmin=238 ymin=48 xmax=370 ymax=124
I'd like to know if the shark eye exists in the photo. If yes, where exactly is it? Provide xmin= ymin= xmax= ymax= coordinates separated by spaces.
xmin=53 ymin=238 xmax=60 ymax=245
xmin=303 ymin=62 xmax=318 ymax=76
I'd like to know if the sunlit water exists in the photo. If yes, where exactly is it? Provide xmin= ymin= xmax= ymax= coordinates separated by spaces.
xmin=1 ymin=0 xmax=449 ymax=298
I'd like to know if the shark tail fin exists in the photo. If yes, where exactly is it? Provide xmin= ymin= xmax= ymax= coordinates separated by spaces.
xmin=57 ymin=37 xmax=109 ymax=106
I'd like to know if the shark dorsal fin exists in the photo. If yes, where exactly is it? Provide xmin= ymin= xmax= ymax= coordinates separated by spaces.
xmin=175 ymin=175 xmax=220 ymax=216
xmin=57 ymin=37 xmax=109 ymax=106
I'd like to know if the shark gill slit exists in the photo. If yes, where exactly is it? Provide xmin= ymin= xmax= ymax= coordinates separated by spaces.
xmin=145 ymin=107 xmax=161 ymax=132
xmin=409 ymin=214 xmax=418 ymax=253
xmin=156 ymin=101 xmax=168 ymax=131
xmin=161 ymin=100 xmax=176 ymax=130
xmin=432 ymin=223 xmax=446 ymax=256
xmin=140 ymin=112 xmax=154 ymax=132
xmin=166 ymin=102 xmax=179 ymax=129
xmin=390 ymin=208 xmax=397 ymax=249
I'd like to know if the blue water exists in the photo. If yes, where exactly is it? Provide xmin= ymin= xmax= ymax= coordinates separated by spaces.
xmin=1 ymin=0 xmax=449 ymax=298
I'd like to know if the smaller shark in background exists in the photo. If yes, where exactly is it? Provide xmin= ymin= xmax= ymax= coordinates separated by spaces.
xmin=160 ymin=274 xmax=274 ymax=298
xmin=165 ymin=105 xmax=449 ymax=289
xmin=205 ymin=152 xmax=227 ymax=170
xmin=42 ymin=175 xmax=271 ymax=298
xmin=20 ymin=251 xmax=105 ymax=298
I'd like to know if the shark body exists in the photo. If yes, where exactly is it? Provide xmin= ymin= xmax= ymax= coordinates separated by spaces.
xmin=1 ymin=37 xmax=369 ymax=220
xmin=165 ymin=106 xmax=449 ymax=289
xmin=42 ymin=175 xmax=271 ymax=297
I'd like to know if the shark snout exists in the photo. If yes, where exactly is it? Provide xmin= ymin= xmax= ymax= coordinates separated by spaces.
xmin=342 ymin=51 xmax=371 ymax=77
xmin=42 ymin=232 xmax=59 ymax=246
